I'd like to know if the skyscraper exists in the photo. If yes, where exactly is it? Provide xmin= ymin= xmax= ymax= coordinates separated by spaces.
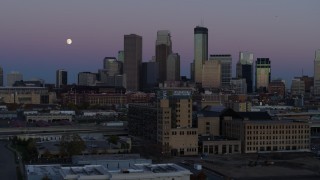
xmin=124 ymin=34 xmax=142 ymax=91
xmin=166 ymin=53 xmax=180 ymax=81
xmin=194 ymin=26 xmax=208 ymax=84
xmin=236 ymin=52 xmax=254 ymax=93
xmin=118 ymin=50 xmax=124 ymax=62
xmin=314 ymin=50 xmax=320 ymax=96
xmin=209 ymin=54 xmax=232 ymax=89
xmin=56 ymin=69 xmax=67 ymax=88
xmin=103 ymin=57 xmax=122 ymax=76
xmin=0 ymin=66 xmax=3 ymax=87
xmin=7 ymin=71 xmax=23 ymax=86
xmin=255 ymin=58 xmax=271 ymax=92
xmin=156 ymin=30 xmax=172 ymax=82
xmin=78 ymin=72 xmax=96 ymax=86
xmin=202 ymin=60 xmax=221 ymax=89
xmin=141 ymin=61 xmax=159 ymax=91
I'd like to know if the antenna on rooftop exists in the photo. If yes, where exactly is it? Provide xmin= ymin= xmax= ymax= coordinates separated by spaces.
xmin=201 ymin=17 xmax=204 ymax=27
xmin=302 ymin=68 xmax=304 ymax=76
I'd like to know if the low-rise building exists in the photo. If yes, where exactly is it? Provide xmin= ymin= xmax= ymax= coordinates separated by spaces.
xmin=0 ymin=87 xmax=56 ymax=104
xmin=221 ymin=109 xmax=311 ymax=153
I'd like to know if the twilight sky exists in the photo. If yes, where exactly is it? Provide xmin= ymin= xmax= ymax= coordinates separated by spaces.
xmin=0 ymin=0 xmax=320 ymax=85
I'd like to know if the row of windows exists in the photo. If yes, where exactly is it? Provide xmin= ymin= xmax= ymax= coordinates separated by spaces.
xmin=246 ymin=145 xmax=309 ymax=152
xmin=246 ymin=140 xmax=309 ymax=146
xmin=247 ymin=125 xmax=308 ymax=130
xmin=247 ymin=135 xmax=309 ymax=140
xmin=247 ymin=130 xmax=309 ymax=135
xmin=172 ymin=131 xmax=197 ymax=135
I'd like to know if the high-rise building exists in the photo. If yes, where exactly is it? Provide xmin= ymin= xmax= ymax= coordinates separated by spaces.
xmin=166 ymin=53 xmax=180 ymax=81
xmin=255 ymin=58 xmax=271 ymax=92
xmin=230 ymin=78 xmax=247 ymax=94
xmin=194 ymin=26 xmax=208 ymax=84
xmin=103 ymin=57 xmax=122 ymax=76
xmin=0 ymin=66 xmax=3 ymax=87
xmin=7 ymin=71 xmax=23 ymax=87
xmin=190 ymin=62 xmax=195 ymax=82
xmin=124 ymin=34 xmax=142 ymax=91
xmin=314 ymin=50 xmax=320 ymax=96
xmin=291 ymin=78 xmax=305 ymax=96
xmin=78 ymin=72 xmax=96 ymax=86
xmin=56 ymin=69 xmax=67 ymax=88
xmin=202 ymin=60 xmax=221 ymax=89
xmin=128 ymin=87 xmax=198 ymax=156
xmin=209 ymin=55 xmax=232 ymax=89
xmin=117 ymin=50 xmax=124 ymax=62
xmin=141 ymin=61 xmax=159 ymax=91
xmin=236 ymin=52 xmax=254 ymax=93
xmin=268 ymin=80 xmax=286 ymax=98
xmin=156 ymin=30 xmax=172 ymax=82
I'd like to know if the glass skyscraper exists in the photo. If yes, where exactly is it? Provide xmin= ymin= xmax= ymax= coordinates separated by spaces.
xmin=255 ymin=58 xmax=271 ymax=92
xmin=236 ymin=52 xmax=254 ymax=93
xmin=194 ymin=26 xmax=208 ymax=84
xmin=56 ymin=69 xmax=67 ymax=88
xmin=209 ymin=54 xmax=232 ymax=89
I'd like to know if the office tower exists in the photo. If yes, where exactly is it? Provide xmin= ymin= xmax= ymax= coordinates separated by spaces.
xmin=56 ymin=69 xmax=67 ymax=88
xmin=0 ymin=66 xmax=3 ymax=87
xmin=78 ymin=72 xmax=96 ymax=86
xmin=166 ymin=53 xmax=180 ymax=81
xmin=118 ymin=50 xmax=124 ymax=62
xmin=230 ymin=78 xmax=247 ymax=94
xmin=194 ymin=26 xmax=208 ymax=83
xmin=7 ymin=71 xmax=23 ymax=86
xmin=124 ymin=34 xmax=142 ymax=91
xmin=103 ymin=57 xmax=123 ymax=76
xmin=295 ymin=76 xmax=313 ymax=94
xmin=291 ymin=78 xmax=305 ymax=96
xmin=209 ymin=54 xmax=232 ymax=89
xmin=190 ymin=62 xmax=195 ymax=82
xmin=236 ymin=52 xmax=254 ymax=93
xmin=255 ymin=58 xmax=271 ymax=92
xmin=156 ymin=30 xmax=172 ymax=82
xmin=314 ymin=50 xmax=320 ymax=96
xmin=202 ymin=60 xmax=221 ymax=89
xmin=141 ymin=61 xmax=159 ymax=91
xmin=268 ymin=80 xmax=286 ymax=98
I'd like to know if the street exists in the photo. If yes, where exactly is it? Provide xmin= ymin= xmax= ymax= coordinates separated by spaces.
xmin=0 ymin=141 xmax=17 ymax=180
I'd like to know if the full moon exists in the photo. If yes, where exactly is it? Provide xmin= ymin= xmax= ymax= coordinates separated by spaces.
xmin=66 ymin=39 xmax=72 ymax=45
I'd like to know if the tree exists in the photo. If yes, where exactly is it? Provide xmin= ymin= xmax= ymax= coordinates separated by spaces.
xmin=60 ymin=134 xmax=86 ymax=157
xmin=108 ymin=135 xmax=119 ymax=145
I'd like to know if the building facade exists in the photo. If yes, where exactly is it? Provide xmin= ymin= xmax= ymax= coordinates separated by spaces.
xmin=202 ymin=60 xmax=221 ymax=89
xmin=0 ymin=66 xmax=3 ymax=87
xmin=56 ymin=69 xmax=67 ymax=88
xmin=236 ymin=52 xmax=254 ymax=93
xmin=291 ymin=78 xmax=305 ymax=96
xmin=78 ymin=72 xmax=97 ymax=86
xmin=314 ymin=50 xmax=320 ymax=95
xmin=124 ymin=34 xmax=142 ymax=91
xmin=166 ymin=53 xmax=180 ymax=81
xmin=156 ymin=30 xmax=172 ymax=83
xmin=194 ymin=26 xmax=208 ymax=84
xmin=256 ymin=58 xmax=271 ymax=92
xmin=222 ymin=110 xmax=310 ymax=153
xmin=209 ymin=54 xmax=232 ymax=89
xmin=7 ymin=71 xmax=23 ymax=87
xmin=0 ymin=87 xmax=56 ymax=104
xmin=141 ymin=61 xmax=159 ymax=91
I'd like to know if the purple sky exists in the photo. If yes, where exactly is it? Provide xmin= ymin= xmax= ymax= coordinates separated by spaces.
xmin=0 ymin=0 xmax=320 ymax=85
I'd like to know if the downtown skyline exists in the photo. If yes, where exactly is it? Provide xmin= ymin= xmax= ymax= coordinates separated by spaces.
xmin=1 ymin=0 xmax=320 ymax=85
